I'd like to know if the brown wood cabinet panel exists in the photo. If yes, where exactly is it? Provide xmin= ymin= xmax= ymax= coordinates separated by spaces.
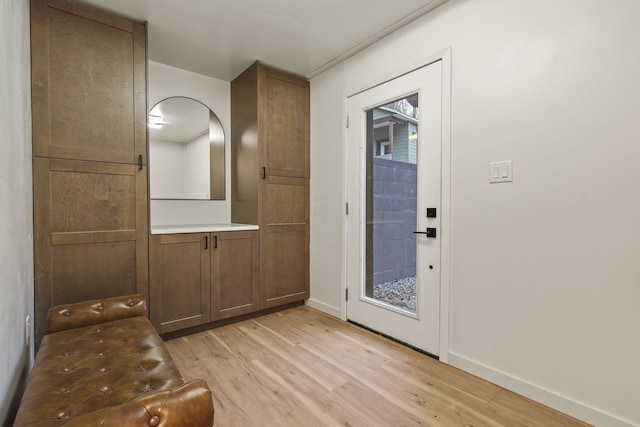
xmin=232 ymin=61 xmax=310 ymax=311
xmin=261 ymin=67 xmax=310 ymax=179
xmin=231 ymin=62 xmax=260 ymax=225
xmin=51 ymin=242 xmax=136 ymax=305
xmin=33 ymin=158 xmax=148 ymax=344
xmin=260 ymin=176 xmax=309 ymax=308
xmin=262 ymin=176 xmax=309 ymax=226
xmin=149 ymin=234 xmax=211 ymax=334
xmin=211 ymin=231 xmax=260 ymax=320
xmin=260 ymin=225 xmax=309 ymax=308
xmin=30 ymin=0 xmax=146 ymax=165
xmin=49 ymin=166 xmax=136 ymax=233
xmin=231 ymin=62 xmax=310 ymax=226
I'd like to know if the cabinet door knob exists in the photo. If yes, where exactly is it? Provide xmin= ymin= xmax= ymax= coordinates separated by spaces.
xmin=138 ymin=154 xmax=143 ymax=170
xmin=204 ymin=236 xmax=208 ymax=250
xmin=262 ymin=166 xmax=266 ymax=179
xmin=214 ymin=235 xmax=218 ymax=249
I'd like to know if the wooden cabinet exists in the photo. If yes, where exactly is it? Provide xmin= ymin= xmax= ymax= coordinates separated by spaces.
xmin=231 ymin=62 xmax=310 ymax=309
xmin=260 ymin=177 xmax=309 ymax=307
xmin=212 ymin=231 xmax=260 ymax=320
xmin=149 ymin=233 xmax=210 ymax=334
xmin=150 ymin=231 xmax=259 ymax=334
xmin=31 ymin=0 xmax=146 ymax=165
xmin=260 ymin=67 xmax=310 ymax=179
xmin=30 ymin=0 xmax=147 ymax=345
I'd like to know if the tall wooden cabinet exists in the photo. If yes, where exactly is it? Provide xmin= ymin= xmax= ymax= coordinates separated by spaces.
xmin=30 ymin=0 xmax=148 ymax=345
xmin=231 ymin=62 xmax=310 ymax=309
xmin=149 ymin=231 xmax=260 ymax=334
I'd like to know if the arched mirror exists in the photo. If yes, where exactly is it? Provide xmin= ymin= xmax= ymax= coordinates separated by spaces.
xmin=148 ymin=97 xmax=225 ymax=200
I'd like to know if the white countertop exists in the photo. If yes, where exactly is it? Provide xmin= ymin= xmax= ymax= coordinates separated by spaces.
xmin=151 ymin=223 xmax=259 ymax=235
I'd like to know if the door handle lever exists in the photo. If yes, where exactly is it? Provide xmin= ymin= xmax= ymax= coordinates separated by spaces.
xmin=413 ymin=228 xmax=436 ymax=238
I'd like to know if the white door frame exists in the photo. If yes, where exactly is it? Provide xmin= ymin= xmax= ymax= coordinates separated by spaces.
xmin=340 ymin=46 xmax=452 ymax=362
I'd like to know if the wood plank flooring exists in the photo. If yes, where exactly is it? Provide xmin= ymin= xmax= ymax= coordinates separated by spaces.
xmin=165 ymin=305 xmax=590 ymax=427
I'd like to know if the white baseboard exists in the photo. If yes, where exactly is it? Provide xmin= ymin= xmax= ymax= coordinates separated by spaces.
xmin=305 ymin=298 xmax=342 ymax=318
xmin=448 ymin=352 xmax=635 ymax=427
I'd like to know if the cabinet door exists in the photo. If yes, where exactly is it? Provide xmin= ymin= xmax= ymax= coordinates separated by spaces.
xmin=260 ymin=226 xmax=309 ymax=308
xmin=260 ymin=176 xmax=309 ymax=308
xmin=211 ymin=231 xmax=259 ymax=320
xmin=33 ymin=158 xmax=148 ymax=344
xmin=31 ymin=0 xmax=146 ymax=165
xmin=149 ymin=233 xmax=211 ymax=334
xmin=260 ymin=66 xmax=310 ymax=179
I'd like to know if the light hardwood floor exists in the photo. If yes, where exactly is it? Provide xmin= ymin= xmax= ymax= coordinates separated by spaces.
xmin=165 ymin=305 xmax=590 ymax=427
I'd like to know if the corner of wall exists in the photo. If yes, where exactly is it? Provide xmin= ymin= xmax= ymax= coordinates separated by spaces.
xmin=448 ymin=352 xmax=637 ymax=427
xmin=0 ymin=0 xmax=35 ymax=424
xmin=305 ymin=298 xmax=342 ymax=319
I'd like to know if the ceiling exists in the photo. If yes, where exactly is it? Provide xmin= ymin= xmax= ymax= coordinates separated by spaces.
xmin=75 ymin=0 xmax=448 ymax=82
xmin=149 ymin=97 xmax=211 ymax=144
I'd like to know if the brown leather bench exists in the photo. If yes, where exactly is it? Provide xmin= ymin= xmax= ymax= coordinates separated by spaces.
xmin=14 ymin=295 xmax=214 ymax=426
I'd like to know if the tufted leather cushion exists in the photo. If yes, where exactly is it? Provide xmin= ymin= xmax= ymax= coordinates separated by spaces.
xmin=62 ymin=380 xmax=213 ymax=427
xmin=47 ymin=294 xmax=148 ymax=334
xmin=14 ymin=296 xmax=214 ymax=426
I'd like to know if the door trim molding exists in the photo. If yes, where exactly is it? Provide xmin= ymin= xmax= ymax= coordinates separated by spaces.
xmin=439 ymin=47 xmax=452 ymax=364
xmin=340 ymin=46 xmax=452 ymax=362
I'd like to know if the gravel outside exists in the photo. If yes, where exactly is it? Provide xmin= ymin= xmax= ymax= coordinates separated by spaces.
xmin=372 ymin=276 xmax=416 ymax=313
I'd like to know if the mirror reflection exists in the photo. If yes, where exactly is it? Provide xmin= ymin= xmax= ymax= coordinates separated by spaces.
xmin=149 ymin=97 xmax=225 ymax=200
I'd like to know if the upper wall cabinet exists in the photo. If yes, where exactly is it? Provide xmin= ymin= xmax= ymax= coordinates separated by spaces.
xmin=31 ymin=0 xmax=146 ymax=165
xmin=260 ymin=67 xmax=310 ymax=179
xmin=231 ymin=62 xmax=310 ymax=225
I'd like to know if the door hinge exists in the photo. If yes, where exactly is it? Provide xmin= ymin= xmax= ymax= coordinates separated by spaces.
xmin=346 ymin=115 xmax=349 ymax=129
xmin=345 ymin=202 xmax=349 ymax=215
xmin=345 ymin=288 xmax=349 ymax=301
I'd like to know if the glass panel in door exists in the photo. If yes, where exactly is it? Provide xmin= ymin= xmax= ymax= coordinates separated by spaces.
xmin=364 ymin=95 xmax=419 ymax=314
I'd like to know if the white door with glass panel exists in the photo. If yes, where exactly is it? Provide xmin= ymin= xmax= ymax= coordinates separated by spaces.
xmin=346 ymin=61 xmax=442 ymax=356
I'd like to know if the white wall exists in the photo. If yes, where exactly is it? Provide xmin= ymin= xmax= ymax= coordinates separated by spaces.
xmin=148 ymin=61 xmax=231 ymax=226
xmin=185 ymin=133 xmax=210 ymax=199
xmin=149 ymin=139 xmax=186 ymax=198
xmin=0 ymin=0 xmax=34 ymax=423
xmin=310 ymin=0 xmax=640 ymax=425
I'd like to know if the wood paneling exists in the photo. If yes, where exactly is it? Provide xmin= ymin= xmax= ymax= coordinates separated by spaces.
xmin=261 ymin=67 xmax=310 ymax=179
xmin=212 ymin=231 xmax=260 ymax=320
xmin=166 ymin=306 xmax=591 ymax=427
xmin=33 ymin=158 xmax=147 ymax=342
xmin=30 ymin=0 xmax=147 ymax=346
xmin=262 ymin=177 xmax=308 ymax=225
xmin=260 ymin=176 xmax=309 ymax=308
xmin=47 ymin=7 xmax=134 ymax=163
xmin=260 ymin=226 xmax=309 ymax=308
xmin=31 ymin=0 xmax=145 ymax=165
xmin=51 ymin=241 xmax=136 ymax=305
xmin=132 ymin=24 xmax=147 ymax=166
xmin=230 ymin=62 xmax=259 ymax=225
xmin=49 ymin=168 xmax=136 ymax=233
xmin=149 ymin=234 xmax=211 ymax=334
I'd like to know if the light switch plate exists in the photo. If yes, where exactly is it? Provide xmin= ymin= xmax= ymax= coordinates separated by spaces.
xmin=490 ymin=160 xmax=513 ymax=183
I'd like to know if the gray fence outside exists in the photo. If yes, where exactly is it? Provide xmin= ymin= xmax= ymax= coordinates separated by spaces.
xmin=372 ymin=157 xmax=417 ymax=285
